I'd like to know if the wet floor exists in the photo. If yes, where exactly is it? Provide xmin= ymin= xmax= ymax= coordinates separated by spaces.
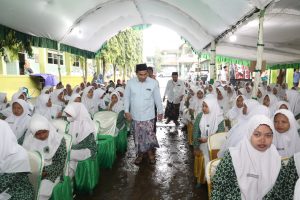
xmin=76 ymin=123 xmax=208 ymax=200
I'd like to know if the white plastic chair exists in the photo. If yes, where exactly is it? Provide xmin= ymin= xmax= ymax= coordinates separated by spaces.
xmin=205 ymin=158 xmax=221 ymax=200
xmin=93 ymin=111 xmax=118 ymax=136
xmin=27 ymin=151 xmax=44 ymax=200
xmin=208 ymin=132 xmax=228 ymax=160
xmin=51 ymin=119 xmax=69 ymax=134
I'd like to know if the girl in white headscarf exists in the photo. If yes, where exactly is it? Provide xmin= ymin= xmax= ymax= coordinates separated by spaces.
xmin=72 ymin=85 xmax=81 ymax=95
xmin=218 ymin=100 xmax=270 ymax=158
xmin=192 ymin=96 xmax=225 ymax=184
xmin=216 ymin=87 xmax=230 ymax=113
xmin=93 ymin=88 xmax=106 ymax=111
xmin=50 ymin=89 xmax=66 ymax=108
xmin=213 ymin=115 xmax=300 ymax=199
xmin=108 ymin=91 xmax=124 ymax=114
xmin=34 ymin=94 xmax=63 ymax=120
xmin=64 ymin=102 xmax=97 ymax=177
xmin=5 ymin=99 xmax=31 ymax=144
xmin=22 ymin=114 xmax=66 ymax=200
xmin=68 ymin=93 xmax=81 ymax=103
xmin=0 ymin=92 xmax=8 ymax=111
xmin=227 ymin=85 xmax=237 ymax=107
xmin=263 ymin=94 xmax=278 ymax=115
xmin=245 ymin=85 xmax=252 ymax=99
xmin=114 ymin=87 xmax=125 ymax=102
xmin=0 ymin=120 xmax=34 ymax=200
xmin=257 ymin=86 xmax=266 ymax=104
xmin=226 ymin=95 xmax=245 ymax=125
xmin=286 ymin=89 xmax=300 ymax=119
xmin=207 ymin=84 xmax=216 ymax=96
xmin=275 ymin=101 xmax=291 ymax=111
xmin=273 ymin=109 xmax=300 ymax=158
xmin=81 ymin=86 xmax=97 ymax=115
xmin=189 ymin=88 xmax=205 ymax=118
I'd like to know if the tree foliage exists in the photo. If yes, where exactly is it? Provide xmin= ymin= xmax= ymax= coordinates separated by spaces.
xmin=96 ymin=28 xmax=143 ymax=81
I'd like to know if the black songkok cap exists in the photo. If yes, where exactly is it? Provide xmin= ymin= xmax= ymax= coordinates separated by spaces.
xmin=136 ymin=64 xmax=148 ymax=72
xmin=172 ymin=72 xmax=178 ymax=76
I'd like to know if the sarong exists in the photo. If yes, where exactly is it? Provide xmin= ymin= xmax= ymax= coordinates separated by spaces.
xmin=165 ymin=101 xmax=180 ymax=121
xmin=132 ymin=119 xmax=159 ymax=153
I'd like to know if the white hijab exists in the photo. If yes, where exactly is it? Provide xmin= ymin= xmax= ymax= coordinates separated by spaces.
xmin=5 ymin=99 xmax=31 ymax=140
xmin=0 ymin=120 xmax=31 ymax=173
xmin=69 ymin=93 xmax=81 ymax=103
xmin=272 ymin=109 xmax=300 ymax=158
xmin=275 ymin=101 xmax=291 ymax=111
xmin=286 ymin=90 xmax=300 ymax=117
xmin=263 ymin=94 xmax=278 ymax=115
xmin=229 ymin=115 xmax=281 ymax=200
xmin=257 ymin=87 xmax=266 ymax=104
xmin=51 ymin=88 xmax=65 ymax=107
xmin=22 ymin=114 xmax=63 ymax=166
xmin=216 ymin=86 xmax=230 ymax=113
xmin=64 ymin=102 xmax=95 ymax=145
xmin=190 ymin=88 xmax=204 ymax=117
xmin=227 ymin=85 xmax=237 ymax=105
xmin=226 ymin=95 xmax=245 ymax=121
xmin=199 ymin=96 xmax=224 ymax=138
xmin=109 ymin=91 xmax=124 ymax=113
xmin=34 ymin=94 xmax=61 ymax=120
xmin=81 ymin=86 xmax=97 ymax=115
xmin=93 ymin=88 xmax=106 ymax=110
xmin=114 ymin=87 xmax=125 ymax=101
xmin=238 ymin=88 xmax=248 ymax=98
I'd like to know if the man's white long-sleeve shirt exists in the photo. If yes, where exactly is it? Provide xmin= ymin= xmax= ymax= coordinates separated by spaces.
xmin=164 ymin=79 xmax=185 ymax=104
xmin=124 ymin=77 xmax=163 ymax=121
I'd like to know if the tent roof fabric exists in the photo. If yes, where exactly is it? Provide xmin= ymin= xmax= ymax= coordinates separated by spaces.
xmin=0 ymin=0 xmax=299 ymax=64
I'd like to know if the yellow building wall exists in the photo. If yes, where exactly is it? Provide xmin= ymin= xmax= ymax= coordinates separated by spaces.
xmin=0 ymin=75 xmax=94 ymax=100
xmin=286 ymin=68 xmax=294 ymax=89
xmin=0 ymin=75 xmax=40 ymax=100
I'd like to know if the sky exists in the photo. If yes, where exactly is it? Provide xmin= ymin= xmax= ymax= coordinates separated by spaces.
xmin=143 ymin=24 xmax=183 ymax=59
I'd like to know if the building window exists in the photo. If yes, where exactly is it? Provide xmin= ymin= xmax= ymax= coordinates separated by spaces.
xmin=48 ymin=52 xmax=63 ymax=65
xmin=72 ymin=57 xmax=80 ymax=67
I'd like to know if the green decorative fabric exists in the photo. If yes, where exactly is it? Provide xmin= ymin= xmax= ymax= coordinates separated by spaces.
xmin=50 ymin=176 xmax=72 ymax=200
xmin=43 ymin=138 xmax=67 ymax=183
xmin=192 ymin=112 xmax=225 ymax=148
xmin=96 ymin=134 xmax=116 ymax=169
xmin=75 ymin=156 xmax=99 ymax=194
xmin=211 ymin=151 xmax=299 ymax=200
xmin=60 ymin=44 xmax=95 ymax=59
xmin=72 ymin=133 xmax=97 ymax=158
xmin=200 ymin=53 xmax=251 ymax=66
xmin=0 ymin=173 xmax=34 ymax=200
xmin=115 ymin=128 xmax=128 ymax=153
xmin=0 ymin=24 xmax=95 ymax=58
xmin=267 ymin=63 xmax=300 ymax=70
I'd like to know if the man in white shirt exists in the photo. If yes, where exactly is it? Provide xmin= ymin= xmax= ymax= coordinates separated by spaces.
xmin=124 ymin=64 xmax=163 ymax=165
xmin=163 ymin=72 xmax=185 ymax=126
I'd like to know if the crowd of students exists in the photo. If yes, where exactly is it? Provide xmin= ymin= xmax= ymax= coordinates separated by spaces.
xmin=1 ymin=76 xmax=300 ymax=199
xmin=0 ymin=81 xmax=125 ymax=200
xmin=179 ymin=79 xmax=300 ymax=199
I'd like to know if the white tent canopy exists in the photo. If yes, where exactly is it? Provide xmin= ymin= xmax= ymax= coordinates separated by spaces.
xmin=0 ymin=0 xmax=299 ymax=64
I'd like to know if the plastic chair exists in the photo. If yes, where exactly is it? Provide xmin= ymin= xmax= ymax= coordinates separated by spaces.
xmin=205 ymin=158 xmax=221 ymax=200
xmin=27 ymin=151 xmax=44 ymax=200
xmin=93 ymin=111 xmax=118 ymax=169
xmin=50 ymin=134 xmax=73 ymax=200
xmin=51 ymin=119 xmax=69 ymax=134
xmin=207 ymin=132 xmax=228 ymax=160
